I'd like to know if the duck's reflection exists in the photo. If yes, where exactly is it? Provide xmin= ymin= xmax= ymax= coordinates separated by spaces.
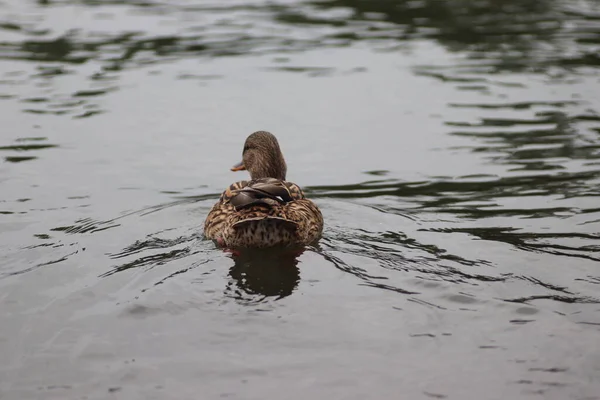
xmin=225 ymin=249 xmax=302 ymax=303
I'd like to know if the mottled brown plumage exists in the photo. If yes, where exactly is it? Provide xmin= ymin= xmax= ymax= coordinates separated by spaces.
xmin=204 ymin=131 xmax=323 ymax=248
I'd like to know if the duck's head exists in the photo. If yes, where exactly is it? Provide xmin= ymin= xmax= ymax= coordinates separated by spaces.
xmin=231 ymin=131 xmax=287 ymax=180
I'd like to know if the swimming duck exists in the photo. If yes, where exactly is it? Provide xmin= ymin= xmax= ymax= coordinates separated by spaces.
xmin=204 ymin=131 xmax=323 ymax=248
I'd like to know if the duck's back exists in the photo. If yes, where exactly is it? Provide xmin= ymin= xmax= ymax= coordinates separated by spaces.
xmin=204 ymin=178 xmax=323 ymax=248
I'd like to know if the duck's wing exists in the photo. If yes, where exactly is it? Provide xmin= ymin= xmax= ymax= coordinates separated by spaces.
xmin=282 ymin=181 xmax=306 ymax=201
xmin=220 ymin=180 xmax=250 ymax=203
xmin=229 ymin=178 xmax=302 ymax=210
xmin=282 ymin=197 xmax=324 ymax=243
xmin=204 ymin=180 xmax=248 ymax=239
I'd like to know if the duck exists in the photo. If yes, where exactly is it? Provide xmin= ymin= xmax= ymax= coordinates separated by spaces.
xmin=204 ymin=131 xmax=324 ymax=249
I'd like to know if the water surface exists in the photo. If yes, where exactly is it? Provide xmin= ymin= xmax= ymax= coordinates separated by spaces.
xmin=1 ymin=0 xmax=600 ymax=399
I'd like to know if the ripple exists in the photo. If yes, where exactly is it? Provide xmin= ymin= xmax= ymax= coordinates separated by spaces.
xmin=4 ymin=156 xmax=37 ymax=163
xmin=0 ymin=137 xmax=58 ymax=163
xmin=51 ymin=218 xmax=121 ymax=235
xmin=0 ymin=143 xmax=58 ymax=151
xmin=0 ymin=250 xmax=79 ymax=279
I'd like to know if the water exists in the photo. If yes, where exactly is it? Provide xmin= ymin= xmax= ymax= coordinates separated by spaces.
xmin=1 ymin=0 xmax=600 ymax=398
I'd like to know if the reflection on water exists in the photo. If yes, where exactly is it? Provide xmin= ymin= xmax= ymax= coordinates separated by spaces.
xmin=226 ymin=249 xmax=301 ymax=303
xmin=288 ymin=0 xmax=600 ymax=69
xmin=1 ymin=0 xmax=598 ymax=116
xmin=1 ymin=0 xmax=600 ymax=397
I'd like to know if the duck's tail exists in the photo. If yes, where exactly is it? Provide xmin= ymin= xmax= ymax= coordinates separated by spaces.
xmin=232 ymin=216 xmax=298 ymax=231
xmin=230 ymin=216 xmax=299 ymax=248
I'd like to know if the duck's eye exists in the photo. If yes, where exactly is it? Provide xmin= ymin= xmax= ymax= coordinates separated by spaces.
xmin=243 ymin=145 xmax=250 ymax=152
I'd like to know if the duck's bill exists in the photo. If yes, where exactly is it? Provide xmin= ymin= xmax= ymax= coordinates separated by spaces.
xmin=231 ymin=161 xmax=246 ymax=171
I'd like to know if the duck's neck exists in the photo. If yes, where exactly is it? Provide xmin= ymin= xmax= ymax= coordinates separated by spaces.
xmin=249 ymin=154 xmax=287 ymax=181
xmin=249 ymin=165 xmax=286 ymax=181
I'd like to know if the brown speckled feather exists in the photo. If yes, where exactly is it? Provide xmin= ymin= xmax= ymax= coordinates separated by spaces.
xmin=204 ymin=178 xmax=323 ymax=248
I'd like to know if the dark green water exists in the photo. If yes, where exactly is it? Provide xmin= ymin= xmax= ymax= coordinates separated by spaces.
xmin=1 ymin=0 xmax=600 ymax=399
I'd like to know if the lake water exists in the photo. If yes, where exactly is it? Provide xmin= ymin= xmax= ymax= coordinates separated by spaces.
xmin=1 ymin=0 xmax=600 ymax=399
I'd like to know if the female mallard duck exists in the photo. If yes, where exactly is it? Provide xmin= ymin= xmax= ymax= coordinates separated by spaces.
xmin=204 ymin=131 xmax=323 ymax=248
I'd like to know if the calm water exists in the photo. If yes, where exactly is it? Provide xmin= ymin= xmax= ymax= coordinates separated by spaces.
xmin=1 ymin=0 xmax=600 ymax=398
